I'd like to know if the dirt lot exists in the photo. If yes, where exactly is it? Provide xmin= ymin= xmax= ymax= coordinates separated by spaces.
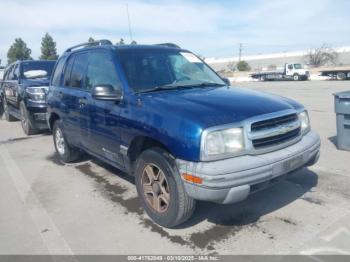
xmin=0 ymin=80 xmax=350 ymax=255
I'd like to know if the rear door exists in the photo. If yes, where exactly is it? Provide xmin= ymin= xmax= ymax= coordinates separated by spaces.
xmin=81 ymin=50 xmax=124 ymax=167
xmin=59 ymin=52 xmax=89 ymax=146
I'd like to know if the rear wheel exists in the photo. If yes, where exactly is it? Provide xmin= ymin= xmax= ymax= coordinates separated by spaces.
xmin=293 ymin=74 xmax=300 ymax=81
xmin=337 ymin=72 xmax=346 ymax=81
xmin=3 ymin=97 xmax=16 ymax=122
xmin=135 ymin=148 xmax=196 ymax=228
xmin=20 ymin=101 xmax=38 ymax=135
xmin=53 ymin=119 xmax=81 ymax=163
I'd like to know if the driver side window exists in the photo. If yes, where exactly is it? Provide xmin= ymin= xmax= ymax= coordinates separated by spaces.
xmin=86 ymin=51 xmax=122 ymax=91
xmin=288 ymin=64 xmax=293 ymax=70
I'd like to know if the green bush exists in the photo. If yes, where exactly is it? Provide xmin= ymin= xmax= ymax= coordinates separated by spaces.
xmin=236 ymin=60 xmax=250 ymax=71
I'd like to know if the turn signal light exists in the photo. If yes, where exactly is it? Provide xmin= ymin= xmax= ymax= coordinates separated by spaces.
xmin=182 ymin=173 xmax=203 ymax=184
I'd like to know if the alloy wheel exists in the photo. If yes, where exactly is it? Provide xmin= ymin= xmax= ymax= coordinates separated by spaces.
xmin=141 ymin=164 xmax=170 ymax=213
xmin=55 ymin=128 xmax=65 ymax=155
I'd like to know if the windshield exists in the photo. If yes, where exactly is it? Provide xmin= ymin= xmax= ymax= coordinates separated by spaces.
xmin=117 ymin=49 xmax=225 ymax=92
xmin=21 ymin=61 xmax=56 ymax=79
xmin=293 ymin=64 xmax=303 ymax=69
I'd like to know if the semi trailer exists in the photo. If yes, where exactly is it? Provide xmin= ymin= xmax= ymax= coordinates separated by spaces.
xmin=319 ymin=67 xmax=350 ymax=80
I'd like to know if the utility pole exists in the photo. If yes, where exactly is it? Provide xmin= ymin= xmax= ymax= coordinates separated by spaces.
xmin=238 ymin=43 xmax=243 ymax=61
xmin=126 ymin=3 xmax=133 ymax=42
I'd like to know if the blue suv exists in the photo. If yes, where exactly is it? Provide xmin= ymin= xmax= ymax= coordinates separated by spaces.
xmin=47 ymin=40 xmax=321 ymax=227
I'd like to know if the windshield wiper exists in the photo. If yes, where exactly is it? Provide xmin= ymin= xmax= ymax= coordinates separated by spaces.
xmin=136 ymin=84 xmax=191 ymax=94
xmin=136 ymin=82 xmax=225 ymax=94
xmin=189 ymin=82 xmax=226 ymax=87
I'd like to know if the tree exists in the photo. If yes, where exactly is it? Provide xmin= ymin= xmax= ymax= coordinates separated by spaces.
xmin=40 ymin=33 xmax=58 ymax=60
xmin=131 ymin=40 xmax=137 ymax=45
xmin=88 ymin=37 xmax=95 ymax=43
xmin=236 ymin=60 xmax=250 ymax=71
xmin=117 ymin=38 xmax=125 ymax=45
xmin=304 ymin=44 xmax=338 ymax=67
xmin=7 ymin=38 xmax=32 ymax=64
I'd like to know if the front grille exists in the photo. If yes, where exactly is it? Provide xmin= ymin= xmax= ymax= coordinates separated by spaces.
xmin=251 ymin=114 xmax=298 ymax=132
xmin=251 ymin=113 xmax=301 ymax=149
xmin=252 ymin=127 xmax=301 ymax=148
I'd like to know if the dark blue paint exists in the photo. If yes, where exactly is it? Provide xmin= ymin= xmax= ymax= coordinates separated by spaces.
xmin=47 ymin=45 xmax=304 ymax=167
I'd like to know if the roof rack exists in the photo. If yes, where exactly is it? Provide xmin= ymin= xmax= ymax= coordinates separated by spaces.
xmin=64 ymin=39 xmax=113 ymax=53
xmin=156 ymin=43 xmax=181 ymax=49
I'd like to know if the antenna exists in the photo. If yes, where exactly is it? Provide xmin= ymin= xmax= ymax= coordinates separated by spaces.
xmin=126 ymin=3 xmax=133 ymax=42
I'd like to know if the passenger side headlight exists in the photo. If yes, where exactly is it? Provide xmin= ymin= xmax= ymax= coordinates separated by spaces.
xmin=26 ymin=86 xmax=48 ymax=102
xmin=202 ymin=127 xmax=245 ymax=160
xmin=298 ymin=111 xmax=310 ymax=134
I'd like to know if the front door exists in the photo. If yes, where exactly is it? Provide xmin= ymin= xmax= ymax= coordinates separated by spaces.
xmin=81 ymin=50 xmax=124 ymax=167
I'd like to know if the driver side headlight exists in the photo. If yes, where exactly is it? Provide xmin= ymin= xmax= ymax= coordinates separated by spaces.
xmin=298 ymin=111 xmax=310 ymax=135
xmin=201 ymin=127 xmax=245 ymax=160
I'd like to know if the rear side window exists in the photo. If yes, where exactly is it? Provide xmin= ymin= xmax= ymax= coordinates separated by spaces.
xmin=13 ymin=64 xmax=20 ymax=80
xmin=86 ymin=51 xmax=121 ymax=91
xmin=52 ymin=58 xmax=65 ymax=86
xmin=70 ymin=53 xmax=88 ymax=88
xmin=6 ymin=65 xmax=15 ymax=80
xmin=63 ymin=56 xmax=75 ymax=87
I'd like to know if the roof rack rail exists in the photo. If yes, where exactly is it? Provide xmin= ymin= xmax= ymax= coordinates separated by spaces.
xmin=64 ymin=39 xmax=113 ymax=53
xmin=156 ymin=43 xmax=181 ymax=49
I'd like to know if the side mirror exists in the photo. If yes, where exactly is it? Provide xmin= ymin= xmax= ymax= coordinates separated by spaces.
xmin=222 ymin=77 xmax=231 ymax=86
xmin=91 ymin=84 xmax=122 ymax=101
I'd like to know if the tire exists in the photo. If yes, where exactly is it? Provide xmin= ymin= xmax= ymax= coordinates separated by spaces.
xmin=3 ymin=97 xmax=17 ymax=122
xmin=260 ymin=75 xmax=266 ymax=81
xmin=135 ymin=148 xmax=196 ymax=228
xmin=0 ymin=97 xmax=4 ymax=119
xmin=336 ymin=72 xmax=346 ymax=81
xmin=53 ymin=119 xmax=81 ymax=163
xmin=293 ymin=74 xmax=300 ymax=81
xmin=20 ymin=101 xmax=38 ymax=135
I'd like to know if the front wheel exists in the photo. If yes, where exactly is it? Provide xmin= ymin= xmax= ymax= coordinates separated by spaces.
xmin=20 ymin=101 xmax=38 ymax=135
xmin=53 ymin=119 xmax=81 ymax=163
xmin=293 ymin=74 xmax=300 ymax=81
xmin=135 ymin=148 xmax=196 ymax=228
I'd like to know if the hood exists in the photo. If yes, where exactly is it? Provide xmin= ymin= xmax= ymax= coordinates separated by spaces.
xmin=23 ymin=78 xmax=50 ymax=87
xmin=142 ymin=86 xmax=304 ymax=129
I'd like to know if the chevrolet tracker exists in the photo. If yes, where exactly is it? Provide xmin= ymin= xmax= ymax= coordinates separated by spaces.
xmin=47 ymin=40 xmax=321 ymax=227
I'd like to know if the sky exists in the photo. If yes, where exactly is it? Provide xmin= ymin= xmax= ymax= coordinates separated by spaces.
xmin=0 ymin=0 xmax=350 ymax=65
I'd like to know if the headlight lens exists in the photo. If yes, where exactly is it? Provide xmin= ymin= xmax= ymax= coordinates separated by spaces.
xmin=298 ymin=111 xmax=310 ymax=134
xmin=26 ymin=86 xmax=47 ymax=102
xmin=203 ymin=127 xmax=244 ymax=158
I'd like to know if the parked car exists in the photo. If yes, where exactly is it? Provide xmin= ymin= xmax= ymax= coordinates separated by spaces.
xmin=251 ymin=63 xmax=309 ymax=81
xmin=0 ymin=60 xmax=56 ymax=135
xmin=47 ymin=40 xmax=321 ymax=227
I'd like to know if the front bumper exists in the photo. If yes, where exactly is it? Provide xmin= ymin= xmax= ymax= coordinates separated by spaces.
xmin=27 ymin=104 xmax=48 ymax=130
xmin=176 ymin=130 xmax=320 ymax=204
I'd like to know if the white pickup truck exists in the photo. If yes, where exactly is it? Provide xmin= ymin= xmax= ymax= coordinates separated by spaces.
xmin=251 ymin=63 xmax=310 ymax=81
